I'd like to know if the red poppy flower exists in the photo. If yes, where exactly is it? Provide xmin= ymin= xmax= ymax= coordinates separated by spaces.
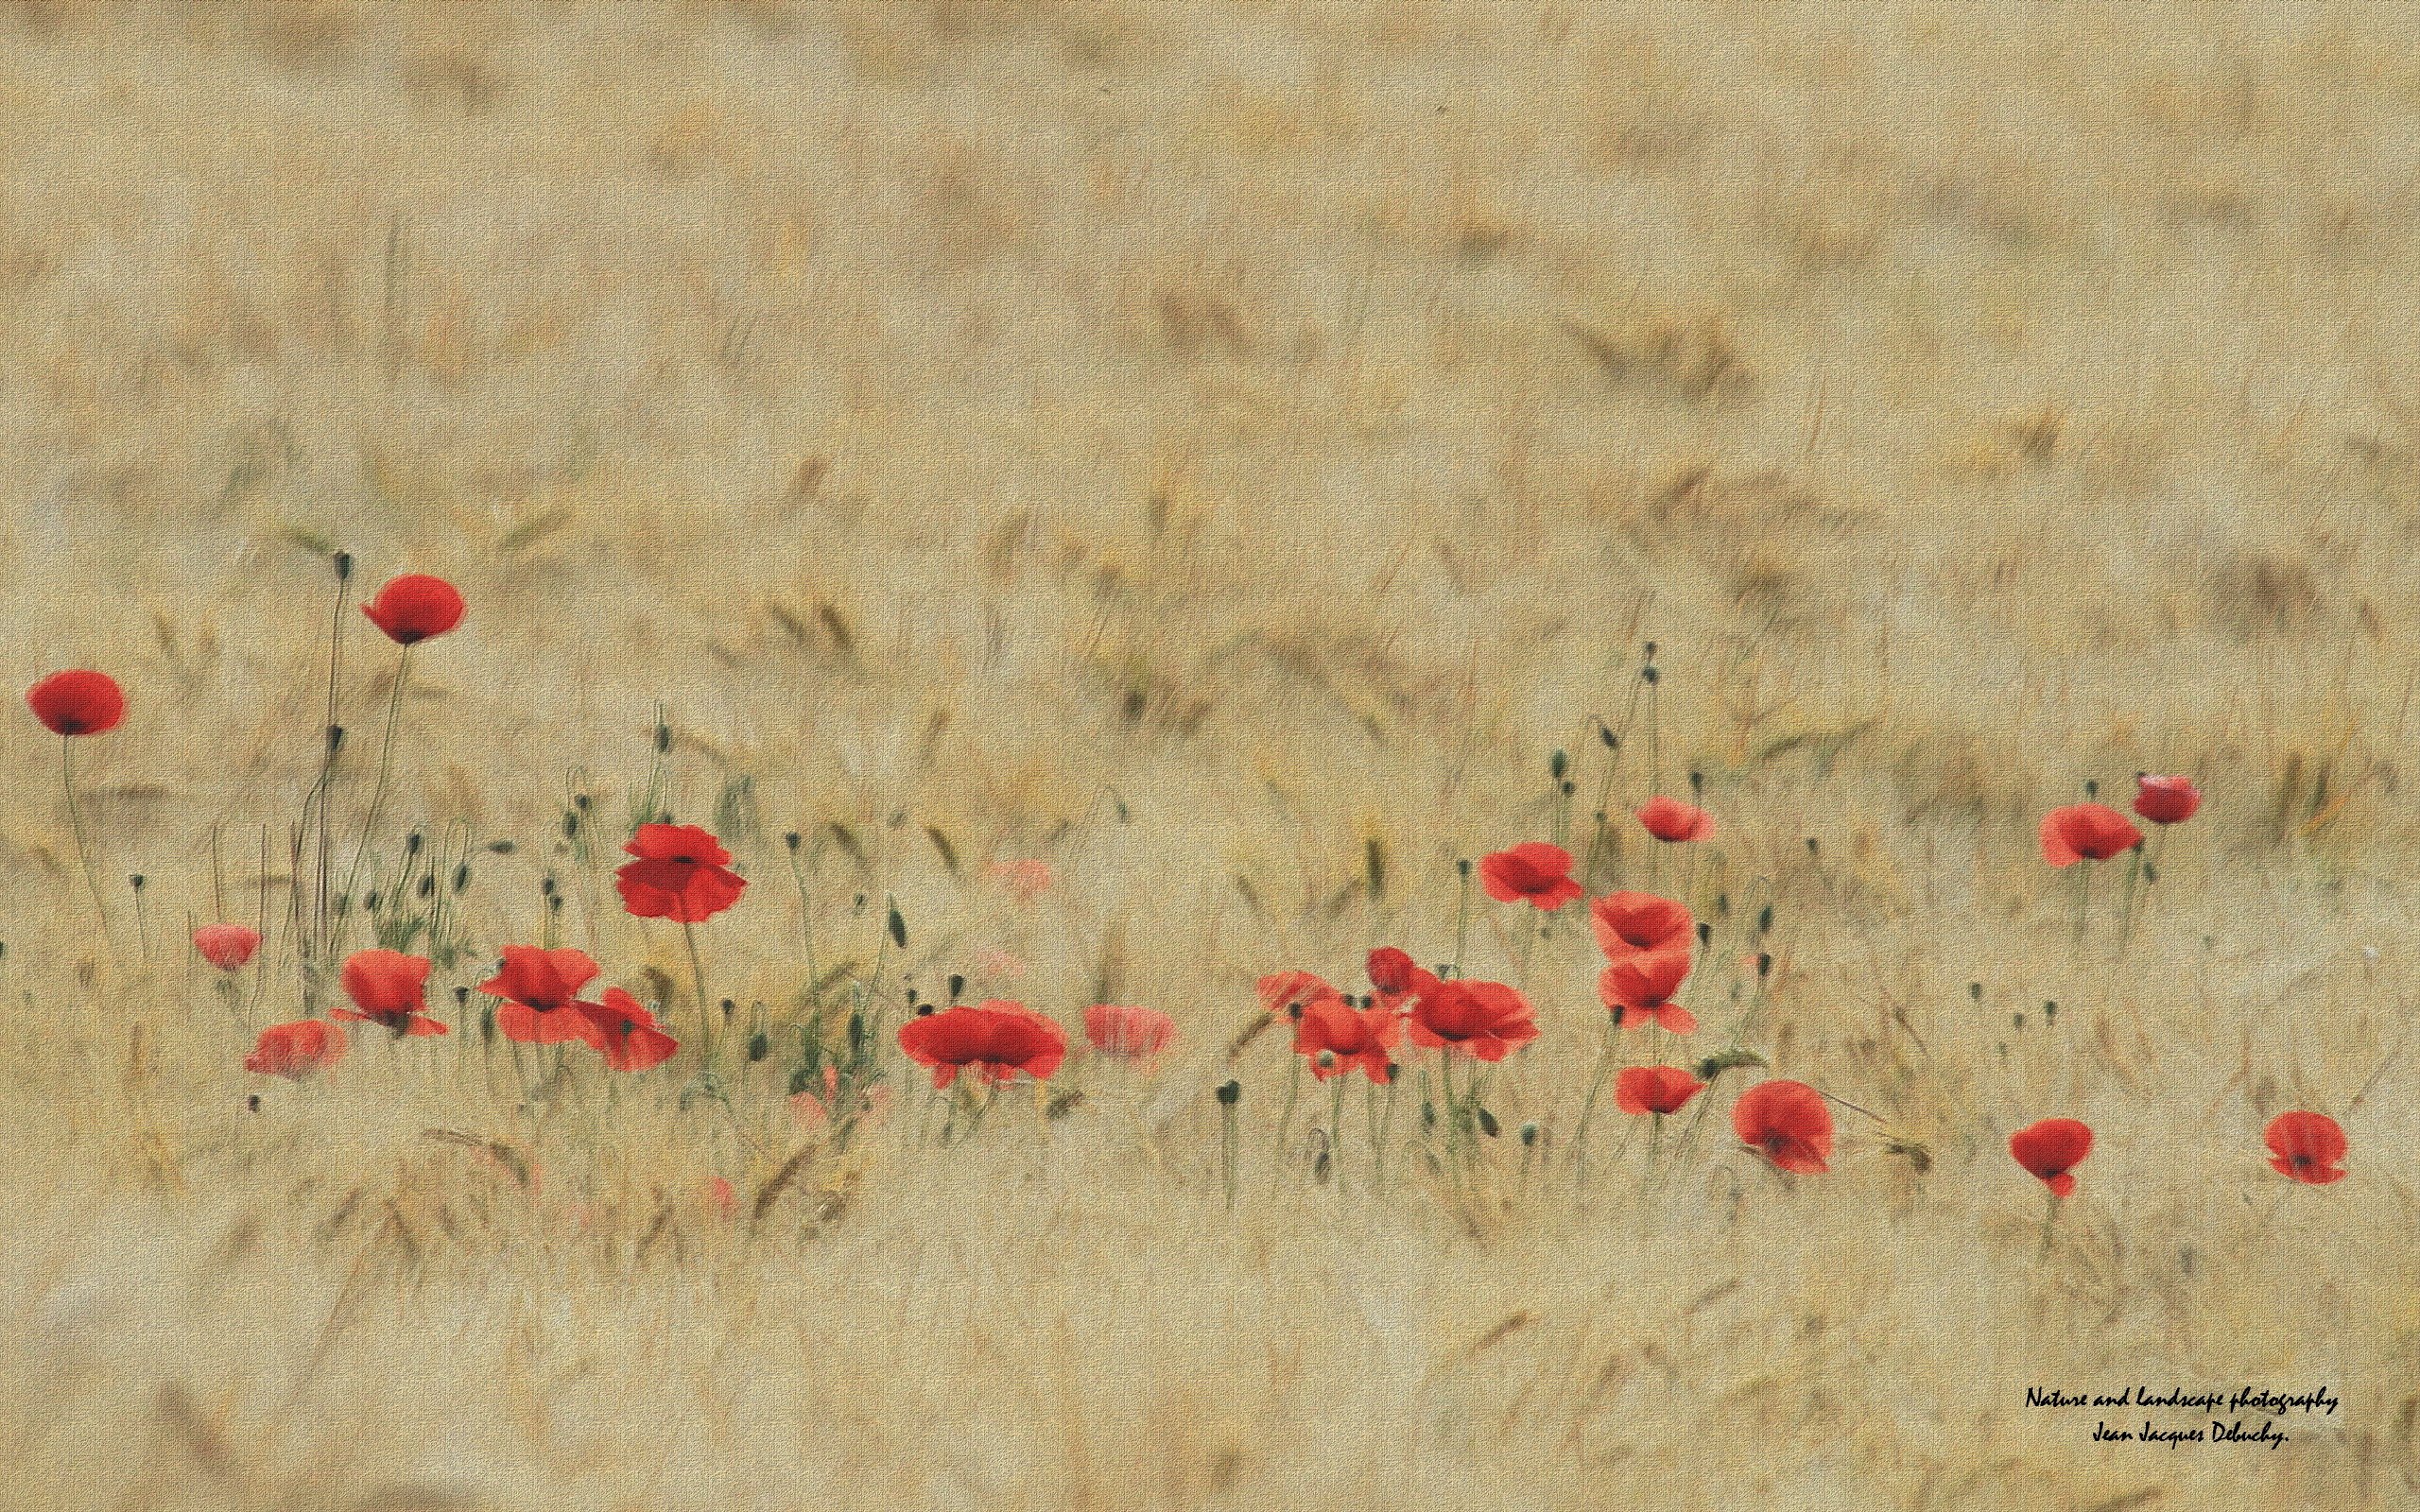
xmin=1293 ymin=992 xmax=1403 ymax=1081
xmin=615 ymin=822 xmax=748 ymax=923
xmin=574 ymin=988 xmax=681 ymax=1072
xmin=26 ymin=669 xmax=125 ymax=736
xmin=479 ymin=945 xmax=605 ymax=1044
xmin=2133 ymin=775 xmax=2201 ymax=826
xmin=2264 ymin=1110 xmax=2347 ymax=1185
xmin=193 ymin=923 xmax=262 ymax=972
xmin=897 ymin=1000 xmax=1067 ymax=1088
xmin=1636 ymin=796 xmax=1715 ymax=843
xmin=1590 ymin=891 xmax=1693 ymax=960
xmin=1406 ymin=977 xmax=1539 ymax=1061
xmin=1365 ymin=946 xmax=1439 ymax=1010
xmin=245 ymin=1019 xmax=349 ymax=1079
xmin=1597 ymin=948 xmax=1698 ymax=1034
xmin=1084 ymin=1003 xmax=1176 ymax=1059
xmin=2008 ymin=1117 xmax=2093 ymax=1197
xmin=2038 ymin=803 xmax=2142 ymax=867
xmin=1616 ymin=1064 xmax=1707 ymax=1116
xmin=1478 ymin=842 xmax=1583 ymax=910
xmin=361 ymin=574 xmax=466 ymax=645
xmin=1256 ymin=970 xmax=1339 ymax=1018
xmin=1732 ymin=1079 xmax=1833 ymax=1174
xmin=331 ymin=948 xmax=447 ymax=1037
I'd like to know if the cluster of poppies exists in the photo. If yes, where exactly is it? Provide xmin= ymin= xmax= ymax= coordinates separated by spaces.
xmin=22 ymin=598 xmax=2358 ymax=1203
xmin=228 ymin=820 xmax=746 ymax=1078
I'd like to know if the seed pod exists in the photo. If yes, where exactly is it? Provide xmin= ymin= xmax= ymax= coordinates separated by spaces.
xmin=1215 ymin=1079 xmax=1240 ymax=1106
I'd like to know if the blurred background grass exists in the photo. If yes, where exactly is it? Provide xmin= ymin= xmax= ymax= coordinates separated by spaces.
xmin=3 ymin=3 xmax=2419 ymax=1507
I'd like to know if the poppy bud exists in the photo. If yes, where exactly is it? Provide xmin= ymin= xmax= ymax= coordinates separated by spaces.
xmin=847 ymin=1010 xmax=865 ymax=1052
xmin=1715 ymin=893 xmax=1730 ymax=917
xmin=1696 ymin=921 xmax=1713 ymax=947
xmin=2143 ymin=861 xmax=2159 ymax=885
xmin=541 ymin=875 xmax=557 ymax=898
xmin=326 ymin=723 xmax=346 ymax=753
xmin=246 ymin=1093 xmax=261 ymax=1113
xmin=1689 ymin=769 xmax=1703 ymax=795
xmin=2014 ymin=1012 xmax=2025 ymax=1030
xmin=1478 ymin=1108 xmax=1499 ymax=1137
xmin=1549 ymin=749 xmax=1568 ymax=781
xmin=887 ymin=903 xmax=907 ymax=949
xmin=1215 ymin=1079 xmax=1240 ymax=1106
xmin=1757 ymin=903 xmax=1773 ymax=935
xmin=784 ymin=830 xmax=801 ymax=851
xmin=1457 ymin=857 xmax=1472 ymax=877
xmin=406 ymin=831 xmax=424 ymax=856
xmin=654 ymin=722 xmax=672 ymax=754
xmin=1756 ymin=952 xmax=1772 ymax=978
xmin=2045 ymin=1002 xmax=2057 ymax=1023
xmin=2083 ymin=779 xmax=2099 ymax=798
xmin=905 ymin=986 xmax=921 ymax=1007
xmin=548 ymin=895 xmax=563 ymax=915
xmin=488 ymin=840 xmax=515 ymax=855
xmin=334 ymin=550 xmax=354 ymax=581
xmin=453 ymin=863 xmax=472 ymax=892
xmin=1560 ymin=780 xmax=1576 ymax=798
xmin=562 ymin=812 xmax=579 ymax=839
xmin=947 ymin=972 xmax=964 ymax=1003
xmin=361 ymin=890 xmax=380 ymax=912
xmin=914 ymin=1001 xmax=934 ymax=1017
xmin=748 ymin=1032 xmax=769 ymax=1063
xmin=129 ymin=874 xmax=145 ymax=892
xmin=1421 ymin=1101 xmax=1437 ymax=1129
xmin=720 ymin=998 xmax=735 ymax=1021
xmin=1599 ymin=725 xmax=1617 ymax=748
xmin=479 ymin=1005 xmax=496 ymax=1044
xmin=1641 ymin=665 xmax=1659 ymax=684
xmin=417 ymin=874 xmax=435 ymax=899
xmin=575 ymin=793 xmax=592 ymax=812
xmin=1968 ymin=981 xmax=1983 ymax=1002
xmin=1519 ymin=1122 xmax=1539 ymax=1147
xmin=1381 ymin=1060 xmax=1398 ymax=1083
xmin=1642 ymin=640 xmax=1658 ymax=660
xmin=454 ymin=986 xmax=469 ymax=1007
xmin=1805 ymin=836 xmax=1820 ymax=855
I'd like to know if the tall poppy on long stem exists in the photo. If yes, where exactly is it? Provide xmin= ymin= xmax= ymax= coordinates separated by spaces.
xmin=616 ymin=822 xmax=747 ymax=1061
xmin=26 ymin=669 xmax=124 ymax=936
xmin=2041 ymin=801 xmax=2141 ymax=945
xmin=340 ymin=574 xmax=465 ymax=947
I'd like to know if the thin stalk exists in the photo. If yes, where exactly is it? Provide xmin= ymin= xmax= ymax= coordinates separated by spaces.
xmin=60 ymin=737 xmax=111 ymax=941
xmin=1569 ymin=1013 xmax=1618 ymax=1174
xmin=1328 ymin=1076 xmax=1346 ymax=1194
xmin=338 ymin=644 xmax=413 ymax=940
xmin=683 ymin=919 xmax=716 ymax=1067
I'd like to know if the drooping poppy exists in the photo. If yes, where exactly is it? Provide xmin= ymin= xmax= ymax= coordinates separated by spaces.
xmin=1256 ymin=970 xmax=1340 ymax=1019
xmin=1598 ymin=948 xmax=1698 ymax=1034
xmin=26 ymin=670 xmax=124 ymax=736
xmin=479 ymin=945 xmax=605 ymax=1044
xmin=1406 ymin=976 xmax=1539 ymax=1062
xmin=332 ymin=948 xmax=447 ymax=1036
xmin=896 ymin=1000 xmax=1067 ymax=1088
xmin=1084 ymin=1003 xmax=1176 ymax=1060
xmin=1615 ymin=1064 xmax=1707 ymax=1116
xmin=574 ymin=988 xmax=680 ymax=1072
xmin=2008 ymin=1117 xmax=2093 ymax=1197
xmin=1590 ymin=891 xmax=1693 ymax=960
xmin=615 ymin=822 xmax=747 ymax=923
xmin=2264 ymin=1110 xmax=2347 ymax=1185
xmin=361 ymin=574 xmax=466 ymax=645
xmin=193 ymin=923 xmax=263 ymax=972
xmin=2038 ymin=803 xmax=2142 ymax=867
xmin=2133 ymin=774 xmax=2202 ymax=826
xmin=1733 ymin=1078 xmax=1833 ymax=1174
xmin=1292 ymin=991 xmax=1403 ymax=1082
xmin=1366 ymin=946 xmax=1439 ymax=1010
xmin=245 ymin=1019 xmax=349 ymax=1080
xmin=1478 ymin=842 xmax=1584 ymax=910
xmin=1636 ymin=796 xmax=1715 ymax=843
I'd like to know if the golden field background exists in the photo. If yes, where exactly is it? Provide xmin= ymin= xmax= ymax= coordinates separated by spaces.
xmin=5 ymin=2 xmax=2420 ymax=1507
